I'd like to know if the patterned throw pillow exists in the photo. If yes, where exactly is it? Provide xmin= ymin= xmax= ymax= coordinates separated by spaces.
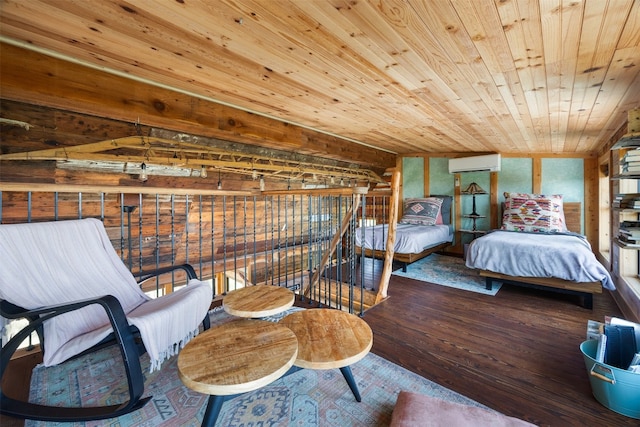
xmin=501 ymin=192 xmax=566 ymax=232
xmin=430 ymin=195 xmax=452 ymax=225
xmin=399 ymin=197 xmax=443 ymax=226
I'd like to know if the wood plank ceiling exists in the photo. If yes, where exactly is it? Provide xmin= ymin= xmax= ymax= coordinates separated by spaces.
xmin=1 ymin=0 xmax=639 ymax=156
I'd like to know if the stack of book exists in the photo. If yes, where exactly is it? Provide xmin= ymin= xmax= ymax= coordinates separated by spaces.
xmin=588 ymin=317 xmax=640 ymax=372
xmin=612 ymin=193 xmax=640 ymax=209
xmin=618 ymin=227 xmax=640 ymax=247
xmin=618 ymin=219 xmax=640 ymax=248
xmin=621 ymin=149 xmax=640 ymax=174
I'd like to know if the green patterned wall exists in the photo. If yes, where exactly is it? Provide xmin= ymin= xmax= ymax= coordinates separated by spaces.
xmin=542 ymin=158 xmax=585 ymax=232
xmin=401 ymin=156 xmax=585 ymax=233
xmin=541 ymin=158 xmax=584 ymax=202
xmin=429 ymin=158 xmax=453 ymax=196
xmin=497 ymin=158 xmax=533 ymax=203
xmin=402 ymin=157 xmax=424 ymax=198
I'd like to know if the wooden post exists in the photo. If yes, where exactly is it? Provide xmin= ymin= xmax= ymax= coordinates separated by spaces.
xmin=490 ymin=171 xmax=499 ymax=230
xmin=375 ymin=169 xmax=401 ymax=302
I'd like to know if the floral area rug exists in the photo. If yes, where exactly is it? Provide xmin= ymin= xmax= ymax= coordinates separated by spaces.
xmin=392 ymin=253 xmax=502 ymax=296
xmin=27 ymin=308 xmax=495 ymax=427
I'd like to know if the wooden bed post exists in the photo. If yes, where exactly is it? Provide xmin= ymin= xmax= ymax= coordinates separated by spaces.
xmin=375 ymin=169 xmax=401 ymax=303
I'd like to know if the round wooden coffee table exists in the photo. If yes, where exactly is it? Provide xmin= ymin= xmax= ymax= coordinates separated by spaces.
xmin=279 ymin=308 xmax=373 ymax=401
xmin=177 ymin=319 xmax=298 ymax=426
xmin=223 ymin=285 xmax=295 ymax=318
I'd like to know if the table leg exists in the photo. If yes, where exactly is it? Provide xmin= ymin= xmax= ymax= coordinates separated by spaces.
xmin=201 ymin=394 xmax=228 ymax=427
xmin=339 ymin=366 xmax=362 ymax=402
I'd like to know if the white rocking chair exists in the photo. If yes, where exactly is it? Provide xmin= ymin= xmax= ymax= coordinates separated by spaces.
xmin=0 ymin=218 xmax=212 ymax=422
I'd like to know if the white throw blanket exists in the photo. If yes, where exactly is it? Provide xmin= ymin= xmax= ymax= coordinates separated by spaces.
xmin=0 ymin=218 xmax=212 ymax=371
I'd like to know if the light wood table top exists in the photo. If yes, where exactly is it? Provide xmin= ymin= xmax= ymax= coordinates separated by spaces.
xmin=279 ymin=308 xmax=373 ymax=370
xmin=177 ymin=319 xmax=298 ymax=396
xmin=223 ymin=285 xmax=295 ymax=318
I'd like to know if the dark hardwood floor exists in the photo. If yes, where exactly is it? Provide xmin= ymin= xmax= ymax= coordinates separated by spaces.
xmin=2 ymin=256 xmax=637 ymax=426
xmin=363 ymin=262 xmax=636 ymax=427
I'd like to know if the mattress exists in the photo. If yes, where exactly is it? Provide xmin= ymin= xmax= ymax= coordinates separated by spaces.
xmin=355 ymin=223 xmax=452 ymax=254
xmin=465 ymin=230 xmax=615 ymax=290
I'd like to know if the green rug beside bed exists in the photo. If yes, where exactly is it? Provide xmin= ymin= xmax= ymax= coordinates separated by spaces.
xmin=392 ymin=253 xmax=502 ymax=296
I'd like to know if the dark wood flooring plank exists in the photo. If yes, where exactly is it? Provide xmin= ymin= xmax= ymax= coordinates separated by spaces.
xmin=365 ymin=272 xmax=637 ymax=427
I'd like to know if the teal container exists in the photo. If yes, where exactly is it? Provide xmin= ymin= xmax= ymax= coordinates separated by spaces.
xmin=580 ymin=340 xmax=640 ymax=419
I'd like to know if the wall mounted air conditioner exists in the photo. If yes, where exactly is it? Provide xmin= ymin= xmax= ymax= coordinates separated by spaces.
xmin=448 ymin=154 xmax=501 ymax=173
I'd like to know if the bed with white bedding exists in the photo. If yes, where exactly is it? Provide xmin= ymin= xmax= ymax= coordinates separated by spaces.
xmin=355 ymin=223 xmax=453 ymax=271
xmin=355 ymin=195 xmax=453 ymax=271
xmin=464 ymin=193 xmax=614 ymax=308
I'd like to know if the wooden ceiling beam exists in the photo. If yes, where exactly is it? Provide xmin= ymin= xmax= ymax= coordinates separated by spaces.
xmin=0 ymin=43 xmax=396 ymax=170
xmin=0 ymin=136 xmax=384 ymax=183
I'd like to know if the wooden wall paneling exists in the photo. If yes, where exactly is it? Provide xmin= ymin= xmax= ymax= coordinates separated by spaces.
xmin=583 ymin=157 xmax=598 ymax=241
xmin=0 ymin=100 xmax=386 ymax=193
xmin=454 ymin=172 xmax=462 ymax=253
xmin=395 ymin=156 xmax=403 ymax=218
xmin=562 ymin=203 xmax=582 ymax=234
xmin=0 ymin=44 xmax=395 ymax=171
xmin=490 ymin=171 xmax=499 ymax=230
xmin=423 ymin=154 xmax=429 ymax=197
xmin=532 ymin=156 xmax=542 ymax=193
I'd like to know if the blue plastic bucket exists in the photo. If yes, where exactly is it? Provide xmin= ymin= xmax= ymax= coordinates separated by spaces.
xmin=580 ymin=340 xmax=640 ymax=419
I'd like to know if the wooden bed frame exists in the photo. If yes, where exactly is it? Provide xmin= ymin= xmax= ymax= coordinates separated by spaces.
xmin=355 ymin=193 xmax=453 ymax=272
xmin=480 ymin=271 xmax=601 ymax=309
xmin=356 ymin=240 xmax=450 ymax=272
xmin=478 ymin=202 xmax=603 ymax=309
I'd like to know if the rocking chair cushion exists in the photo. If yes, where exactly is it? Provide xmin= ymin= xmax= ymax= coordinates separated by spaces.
xmin=0 ymin=218 xmax=211 ymax=371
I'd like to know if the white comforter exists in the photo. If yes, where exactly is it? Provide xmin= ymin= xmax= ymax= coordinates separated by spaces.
xmin=355 ymin=223 xmax=452 ymax=254
xmin=465 ymin=230 xmax=615 ymax=290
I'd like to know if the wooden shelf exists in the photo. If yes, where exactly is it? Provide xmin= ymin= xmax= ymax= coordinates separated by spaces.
xmin=611 ymin=174 xmax=640 ymax=180
xmin=460 ymin=229 xmax=486 ymax=235
xmin=614 ymin=238 xmax=640 ymax=250
xmin=613 ymin=143 xmax=640 ymax=251
xmin=613 ymin=208 xmax=640 ymax=212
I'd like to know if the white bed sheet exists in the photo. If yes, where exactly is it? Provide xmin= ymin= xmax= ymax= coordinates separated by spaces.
xmin=465 ymin=230 xmax=615 ymax=290
xmin=355 ymin=223 xmax=452 ymax=254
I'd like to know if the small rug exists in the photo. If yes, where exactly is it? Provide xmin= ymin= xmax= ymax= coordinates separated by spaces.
xmin=392 ymin=253 xmax=501 ymax=296
xmin=27 ymin=308 xmax=497 ymax=427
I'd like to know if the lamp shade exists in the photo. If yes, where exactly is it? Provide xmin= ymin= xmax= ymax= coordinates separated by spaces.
xmin=462 ymin=182 xmax=487 ymax=195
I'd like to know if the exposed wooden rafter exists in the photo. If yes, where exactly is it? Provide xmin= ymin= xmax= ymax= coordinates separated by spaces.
xmin=0 ymin=136 xmax=384 ymax=184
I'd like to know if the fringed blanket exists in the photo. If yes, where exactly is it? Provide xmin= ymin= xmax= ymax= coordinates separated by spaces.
xmin=0 ymin=218 xmax=211 ymax=372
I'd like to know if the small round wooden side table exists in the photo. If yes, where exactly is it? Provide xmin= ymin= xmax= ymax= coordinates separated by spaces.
xmin=223 ymin=285 xmax=294 ymax=318
xmin=177 ymin=319 xmax=298 ymax=426
xmin=279 ymin=308 xmax=373 ymax=401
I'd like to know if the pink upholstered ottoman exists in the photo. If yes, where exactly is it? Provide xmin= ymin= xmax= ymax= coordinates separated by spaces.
xmin=390 ymin=391 xmax=537 ymax=427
